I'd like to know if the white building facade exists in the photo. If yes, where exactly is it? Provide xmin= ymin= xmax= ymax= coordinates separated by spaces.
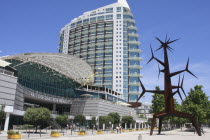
xmin=58 ymin=0 xmax=142 ymax=102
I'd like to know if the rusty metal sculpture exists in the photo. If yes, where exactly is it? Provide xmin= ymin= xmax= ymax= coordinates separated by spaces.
xmin=137 ymin=37 xmax=202 ymax=136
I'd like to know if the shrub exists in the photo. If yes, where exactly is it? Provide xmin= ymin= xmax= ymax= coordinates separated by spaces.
xmin=129 ymin=128 xmax=133 ymax=130
xmin=79 ymin=130 xmax=86 ymax=133
xmin=97 ymin=130 xmax=103 ymax=132
xmin=111 ymin=130 xmax=115 ymax=133
xmin=51 ymin=131 xmax=58 ymax=134
xmin=15 ymin=132 xmax=19 ymax=135
xmin=7 ymin=130 xmax=16 ymax=135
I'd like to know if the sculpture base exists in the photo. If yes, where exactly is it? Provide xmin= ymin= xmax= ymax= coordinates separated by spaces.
xmin=150 ymin=110 xmax=202 ymax=136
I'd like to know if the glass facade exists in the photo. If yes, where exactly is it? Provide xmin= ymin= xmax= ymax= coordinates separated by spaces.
xmin=67 ymin=22 xmax=114 ymax=89
xmin=6 ymin=59 xmax=125 ymax=102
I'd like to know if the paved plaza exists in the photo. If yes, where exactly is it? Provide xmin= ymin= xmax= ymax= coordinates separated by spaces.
xmin=0 ymin=128 xmax=209 ymax=140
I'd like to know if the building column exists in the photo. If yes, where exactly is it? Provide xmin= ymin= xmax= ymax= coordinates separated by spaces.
xmin=53 ymin=104 xmax=56 ymax=111
xmin=4 ymin=113 xmax=10 ymax=132
xmin=112 ymin=124 xmax=113 ymax=129
xmin=103 ymin=124 xmax=105 ymax=130
xmin=125 ymin=123 xmax=127 ymax=130
xmin=130 ymin=123 xmax=132 ymax=129
xmin=138 ymin=123 xmax=140 ymax=129
xmin=134 ymin=123 xmax=136 ymax=129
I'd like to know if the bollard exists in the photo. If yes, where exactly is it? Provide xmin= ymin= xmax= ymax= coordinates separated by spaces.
xmin=40 ymin=129 xmax=41 ymax=137
xmin=138 ymin=134 xmax=142 ymax=140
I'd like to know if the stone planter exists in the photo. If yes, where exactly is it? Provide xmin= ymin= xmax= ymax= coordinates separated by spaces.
xmin=51 ymin=133 xmax=62 ymax=137
xmin=8 ymin=134 xmax=22 ymax=139
xmin=78 ymin=132 xmax=86 ymax=135
xmin=122 ymin=130 xmax=126 ymax=132
xmin=97 ymin=131 xmax=104 ymax=134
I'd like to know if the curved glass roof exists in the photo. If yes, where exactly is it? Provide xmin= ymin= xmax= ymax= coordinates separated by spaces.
xmin=2 ymin=53 xmax=94 ymax=84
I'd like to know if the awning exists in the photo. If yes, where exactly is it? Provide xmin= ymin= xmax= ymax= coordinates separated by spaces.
xmin=116 ymin=101 xmax=132 ymax=106
xmin=0 ymin=59 xmax=11 ymax=67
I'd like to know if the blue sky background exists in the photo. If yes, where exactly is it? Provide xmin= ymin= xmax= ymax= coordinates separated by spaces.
xmin=0 ymin=0 xmax=210 ymax=104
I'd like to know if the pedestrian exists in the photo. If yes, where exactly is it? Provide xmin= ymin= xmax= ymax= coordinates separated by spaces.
xmin=119 ymin=125 xmax=122 ymax=133
xmin=116 ymin=126 xmax=119 ymax=134
xmin=200 ymin=125 xmax=205 ymax=135
xmin=67 ymin=124 xmax=69 ymax=129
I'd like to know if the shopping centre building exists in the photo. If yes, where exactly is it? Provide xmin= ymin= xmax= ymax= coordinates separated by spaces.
xmin=0 ymin=53 xmax=144 ymax=131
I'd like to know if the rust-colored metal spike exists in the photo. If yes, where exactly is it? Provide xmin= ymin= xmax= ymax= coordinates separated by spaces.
xmin=185 ymin=58 xmax=198 ymax=78
xmin=136 ymin=78 xmax=146 ymax=102
xmin=167 ymin=38 xmax=179 ymax=44
xmin=165 ymin=34 xmax=168 ymax=42
xmin=139 ymin=78 xmax=146 ymax=92
xmin=156 ymin=37 xmax=164 ymax=45
xmin=181 ymin=75 xmax=187 ymax=97
xmin=147 ymin=45 xmax=154 ymax=64
xmin=177 ymin=75 xmax=183 ymax=101
xmin=158 ymin=64 xmax=161 ymax=80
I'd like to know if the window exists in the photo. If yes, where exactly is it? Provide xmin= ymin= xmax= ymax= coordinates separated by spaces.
xmin=106 ymin=8 xmax=113 ymax=13
xmin=97 ymin=16 xmax=104 ymax=21
xmin=117 ymin=7 xmax=121 ymax=12
xmin=83 ymin=19 xmax=89 ymax=23
xmin=76 ymin=20 xmax=82 ymax=25
xmin=117 ymin=14 xmax=121 ymax=19
xmin=106 ymin=15 xmax=113 ymax=20
xmin=90 ymin=17 xmax=96 ymax=23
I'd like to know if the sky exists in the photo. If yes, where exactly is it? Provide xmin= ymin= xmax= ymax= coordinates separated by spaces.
xmin=0 ymin=0 xmax=210 ymax=104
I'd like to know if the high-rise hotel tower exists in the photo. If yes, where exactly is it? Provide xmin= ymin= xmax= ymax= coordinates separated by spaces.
xmin=58 ymin=0 xmax=142 ymax=102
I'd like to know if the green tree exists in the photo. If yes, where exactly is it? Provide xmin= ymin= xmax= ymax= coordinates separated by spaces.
xmin=108 ymin=112 xmax=120 ymax=125
xmin=55 ymin=115 xmax=68 ymax=127
xmin=91 ymin=116 xmax=96 ymax=125
xmin=151 ymin=86 xmax=183 ymax=127
xmin=23 ymin=107 xmax=51 ymax=132
xmin=99 ymin=116 xmax=114 ymax=125
xmin=74 ymin=114 xmax=86 ymax=126
xmin=121 ymin=116 xmax=134 ymax=124
xmin=181 ymin=85 xmax=210 ymax=124
xmin=151 ymin=86 xmax=165 ymax=114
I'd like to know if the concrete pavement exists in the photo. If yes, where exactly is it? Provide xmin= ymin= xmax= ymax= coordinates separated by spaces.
xmin=0 ymin=128 xmax=209 ymax=140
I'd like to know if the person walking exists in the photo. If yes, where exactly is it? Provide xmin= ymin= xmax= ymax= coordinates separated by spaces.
xmin=119 ymin=125 xmax=122 ymax=133
xmin=116 ymin=126 xmax=119 ymax=134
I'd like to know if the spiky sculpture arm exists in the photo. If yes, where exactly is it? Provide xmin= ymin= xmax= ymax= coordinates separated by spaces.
xmin=136 ymin=78 xmax=164 ymax=103
xmin=147 ymin=46 xmax=165 ymax=67
xmin=170 ymin=58 xmax=197 ymax=78
xmin=170 ymin=75 xmax=183 ymax=101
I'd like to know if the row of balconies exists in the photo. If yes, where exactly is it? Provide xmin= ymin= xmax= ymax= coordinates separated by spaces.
xmin=69 ymin=41 xmax=113 ymax=46
xmin=128 ymin=49 xmax=141 ymax=53
xmin=124 ymin=19 xmax=136 ymax=24
xmin=69 ymin=34 xmax=113 ymax=40
xmin=129 ymin=41 xmax=140 ymax=46
xmin=70 ymin=27 xmax=113 ymax=34
xmin=123 ymin=12 xmax=134 ymax=17
xmin=128 ymin=26 xmax=138 ymax=30
xmin=128 ymin=33 xmax=139 ymax=38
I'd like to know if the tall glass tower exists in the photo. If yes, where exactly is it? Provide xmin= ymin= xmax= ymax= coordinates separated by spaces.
xmin=58 ymin=0 xmax=142 ymax=102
